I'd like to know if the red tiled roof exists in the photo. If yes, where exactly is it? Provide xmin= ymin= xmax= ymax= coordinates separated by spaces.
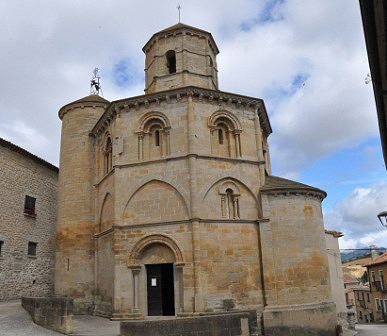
xmin=364 ymin=252 xmax=387 ymax=267
xmin=343 ymin=274 xmax=357 ymax=282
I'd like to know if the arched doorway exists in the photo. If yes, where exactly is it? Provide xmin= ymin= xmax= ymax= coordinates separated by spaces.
xmin=140 ymin=243 xmax=176 ymax=316
xmin=128 ymin=234 xmax=185 ymax=317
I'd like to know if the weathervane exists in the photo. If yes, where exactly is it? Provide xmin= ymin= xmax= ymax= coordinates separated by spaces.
xmin=90 ymin=67 xmax=103 ymax=96
xmin=177 ymin=4 xmax=181 ymax=23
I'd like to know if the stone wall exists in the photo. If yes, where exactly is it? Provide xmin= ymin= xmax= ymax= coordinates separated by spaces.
xmin=325 ymin=231 xmax=348 ymax=327
xmin=260 ymin=192 xmax=337 ymax=335
xmin=0 ymin=139 xmax=58 ymax=301
xmin=22 ymin=296 xmax=73 ymax=334
xmin=120 ymin=310 xmax=259 ymax=336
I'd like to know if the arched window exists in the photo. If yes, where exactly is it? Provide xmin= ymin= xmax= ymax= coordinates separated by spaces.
xmin=104 ymin=137 xmax=112 ymax=175
xmin=208 ymin=111 xmax=242 ymax=158
xmin=220 ymin=182 xmax=241 ymax=219
xmin=166 ymin=50 xmax=176 ymax=74
xmin=136 ymin=113 xmax=171 ymax=160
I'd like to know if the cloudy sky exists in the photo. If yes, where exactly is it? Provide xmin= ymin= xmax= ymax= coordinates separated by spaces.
xmin=1 ymin=0 xmax=386 ymax=250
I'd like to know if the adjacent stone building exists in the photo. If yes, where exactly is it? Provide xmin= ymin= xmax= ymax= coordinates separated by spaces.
xmin=325 ymin=230 xmax=348 ymax=326
xmin=0 ymin=138 xmax=58 ymax=301
xmin=55 ymin=23 xmax=337 ymax=335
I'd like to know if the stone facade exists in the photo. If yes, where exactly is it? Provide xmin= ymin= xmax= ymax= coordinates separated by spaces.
xmin=55 ymin=23 xmax=337 ymax=335
xmin=0 ymin=138 xmax=58 ymax=301
xmin=325 ymin=230 xmax=348 ymax=326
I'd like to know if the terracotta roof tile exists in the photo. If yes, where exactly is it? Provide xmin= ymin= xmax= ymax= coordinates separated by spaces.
xmin=261 ymin=176 xmax=327 ymax=198
xmin=363 ymin=252 xmax=387 ymax=267
xmin=343 ymin=274 xmax=358 ymax=282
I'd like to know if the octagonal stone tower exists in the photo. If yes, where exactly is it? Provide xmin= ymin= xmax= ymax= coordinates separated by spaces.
xmin=143 ymin=23 xmax=219 ymax=94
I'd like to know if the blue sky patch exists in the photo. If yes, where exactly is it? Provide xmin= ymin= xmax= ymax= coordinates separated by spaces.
xmin=112 ymin=58 xmax=143 ymax=89
xmin=260 ymin=0 xmax=285 ymax=23
xmin=301 ymin=137 xmax=386 ymax=210
xmin=263 ymin=72 xmax=309 ymax=110
xmin=240 ymin=0 xmax=285 ymax=31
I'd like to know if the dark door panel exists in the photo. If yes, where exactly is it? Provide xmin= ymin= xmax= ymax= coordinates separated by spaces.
xmin=146 ymin=263 xmax=175 ymax=316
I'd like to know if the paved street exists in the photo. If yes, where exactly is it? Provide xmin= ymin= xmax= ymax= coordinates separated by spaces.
xmin=3 ymin=300 xmax=386 ymax=336
xmin=0 ymin=301 xmax=61 ymax=336
xmin=356 ymin=323 xmax=387 ymax=336
xmin=0 ymin=301 xmax=119 ymax=336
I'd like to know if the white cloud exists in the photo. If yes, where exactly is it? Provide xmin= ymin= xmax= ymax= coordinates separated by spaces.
xmin=0 ymin=0 xmax=376 ymax=173
xmin=325 ymin=182 xmax=387 ymax=249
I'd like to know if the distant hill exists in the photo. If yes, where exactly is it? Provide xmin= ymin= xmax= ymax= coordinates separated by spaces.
xmin=341 ymin=247 xmax=386 ymax=263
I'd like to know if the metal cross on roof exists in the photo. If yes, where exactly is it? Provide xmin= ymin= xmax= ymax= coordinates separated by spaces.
xmin=177 ymin=4 xmax=181 ymax=23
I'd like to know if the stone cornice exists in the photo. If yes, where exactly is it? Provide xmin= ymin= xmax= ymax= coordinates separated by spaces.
xmin=260 ymin=188 xmax=326 ymax=201
xmin=93 ymin=154 xmax=265 ymax=187
xmin=114 ymin=218 xmax=268 ymax=230
xmin=143 ymin=24 xmax=219 ymax=55
xmin=90 ymin=86 xmax=272 ymax=138
xmin=58 ymin=96 xmax=110 ymax=120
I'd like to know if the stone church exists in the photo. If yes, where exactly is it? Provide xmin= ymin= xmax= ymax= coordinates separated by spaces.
xmin=55 ymin=23 xmax=337 ymax=335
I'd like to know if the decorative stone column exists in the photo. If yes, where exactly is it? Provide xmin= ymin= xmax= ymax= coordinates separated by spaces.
xmin=136 ymin=132 xmax=144 ymax=160
xmin=129 ymin=265 xmax=142 ymax=313
xmin=175 ymin=262 xmax=185 ymax=313
xmin=234 ymin=130 xmax=242 ymax=157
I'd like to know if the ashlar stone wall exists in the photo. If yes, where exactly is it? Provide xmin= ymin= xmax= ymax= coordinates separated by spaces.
xmin=0 ymin=140 xmax=58 ymax=301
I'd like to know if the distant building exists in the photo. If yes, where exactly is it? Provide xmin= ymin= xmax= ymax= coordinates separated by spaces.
xmin=0 ymin=138 xmax=58 ymax=301
xmin=364 ymin=252 xmax=387 ymax=322
xmin=344 ymin=274 xmax=360 ymax=307
xmin=353 ymin=285 xmax=373 ymax=323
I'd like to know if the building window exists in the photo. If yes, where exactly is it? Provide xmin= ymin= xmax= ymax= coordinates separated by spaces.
xmin=104 ymin=137 xmax=113 ymax=175
xmin=371 ymin=271 xmax=376 ymax=284
xmin=0 ymin=241 xmax=3 ymax=256
xmin=154 ymin=129 xmax=160 ymax=147
xmin=166 ymin=50 xmax=176 ymax=74
xmin=375 ymin=298 xmax=381 ymax=312
xmin=24 ymin=195 xmax=36 ymax=216
xmin=380 ymin=270 xmax=385 ymax=290
xmin=218 ymin=129 xmax=224 ymax=144
xmin=136 ymin=113 xmax=171 ymax=160
xmin=384 ymin=299 xmax=387 ymax=312
xmin=28 ymin=242 xmax=37 ymax=257
xmin=208 ymin=111 xmax=242 ymax=158
xmin=359 ymin=311 xmax=362 ymax=319
xmin=367 ymin=293 xmax=370 ymax=302
xmin=220 ymin=182 xmax=241 ymax=219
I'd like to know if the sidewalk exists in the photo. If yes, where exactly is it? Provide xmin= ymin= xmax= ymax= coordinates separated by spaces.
xmin=0 ymin=300 xmax=61 ymax=336
xmin=343 ymin=327 xmax=357 ymax=336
